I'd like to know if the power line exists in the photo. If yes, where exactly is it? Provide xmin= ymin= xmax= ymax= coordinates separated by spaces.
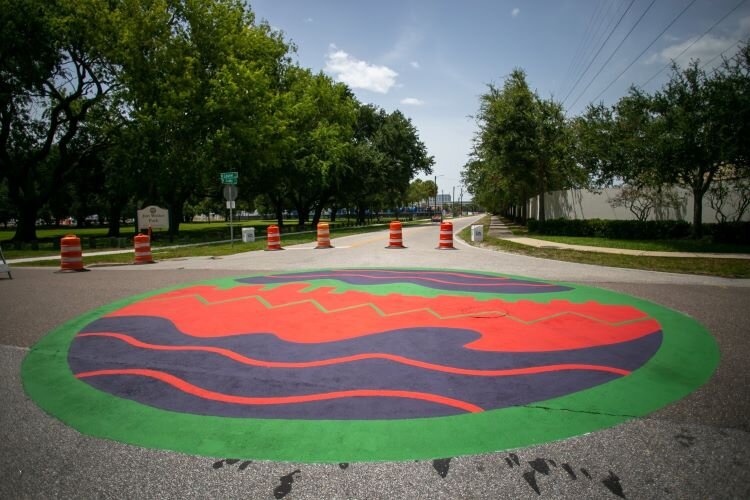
xmin=640 ymin=0 xmax=748 ymax=89
xmin=590 ymin=0 xmax=699 ymax=103
xmin=567 ymin=0 xmax=657 ymax=112
xmin=560 ymin=2 xmax=604 ymax=92
xmin=573 ymin=2 xmax=629 ymax=94
xmin=562 ymin=1 xmax=616 ymax=96
xmin=561 ymin=0 xmax=636 ymax=106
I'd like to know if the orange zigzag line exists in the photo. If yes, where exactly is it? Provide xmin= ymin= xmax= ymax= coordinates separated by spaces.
xmin=136 ymin=292 xmax=653 ymax=327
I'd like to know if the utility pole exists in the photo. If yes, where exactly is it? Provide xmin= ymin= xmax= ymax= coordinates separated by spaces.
xmin=452 ymin=186 xmax=455 ymax=216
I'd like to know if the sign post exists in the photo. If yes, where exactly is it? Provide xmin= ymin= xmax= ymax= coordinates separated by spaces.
xmin=221 ymin=173 xmax=239 ymax=246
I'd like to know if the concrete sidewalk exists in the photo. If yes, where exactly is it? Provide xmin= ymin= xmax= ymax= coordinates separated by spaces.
xmin=487 ymin=216 xmax=750 ymax=260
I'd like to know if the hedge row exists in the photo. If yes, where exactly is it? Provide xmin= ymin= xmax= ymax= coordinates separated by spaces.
xmin=526 ymin=218 xmax=750 ymax=244
xmin=706 ymin=221 xmax=750 ymax=245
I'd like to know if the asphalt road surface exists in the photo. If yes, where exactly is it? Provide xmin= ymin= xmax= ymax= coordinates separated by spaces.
xmin=2 ymin=215 xmax=749 ymax=499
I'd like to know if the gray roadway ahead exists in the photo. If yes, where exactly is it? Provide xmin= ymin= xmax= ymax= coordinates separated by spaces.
xmin=1 ymin=214 xmax=749 ymax=499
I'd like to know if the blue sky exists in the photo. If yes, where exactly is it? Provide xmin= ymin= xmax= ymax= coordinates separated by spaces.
xmin=249 ymin=0 xmax=750 ymax=197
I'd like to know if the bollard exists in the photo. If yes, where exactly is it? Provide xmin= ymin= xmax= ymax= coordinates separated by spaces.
xmin=134 ymin=233 xmax=154 ymax=264
xmin=385 ymin=221 xmax=406 ymax=249
xmin=266 ymin=225 xmax=283 ymax=251
xmin=436 ymin=221 xmax=456 ymax=250
xmin=315 ymin=223 xmax=333 ymax=249
xmin=59 ymin=235 xmax=85 ymax=271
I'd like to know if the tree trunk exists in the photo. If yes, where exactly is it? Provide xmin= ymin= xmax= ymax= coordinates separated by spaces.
xmin=107 ymin=215 xmax=121 ymax=237
xmin=274 ymin=199 xmax=284 ymax=228
xmin=330 ymin=204 xmax=338 ymax=222
xmin=76 ymin=209 xmax=88 ymax=228
xmin=106 ymin=201 xmax=124 ymax=237
xmin=692 ymin=187 xmax=704 ymax=238
xmin=312 ymin=203 xmax=324 ymax=228
xmin=13 ymin=203 xmax=39 ymax=242
xmin=538 ymin=191 xmax=546 ymax=222
xmin=294 ymin=199 xmax=310 ymax=226
xmin=168 ymin=201 xmax=183 ymax=236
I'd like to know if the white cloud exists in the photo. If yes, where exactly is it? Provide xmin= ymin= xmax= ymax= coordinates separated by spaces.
xmin=400 ymin=97 xmax=424 ymax=106
xmin=646 ymin=16 xmax=750 ymax=67
xmin=324 ymin=45 xmax=398 ymax=94
xmin=646 ymin=35 xmax=738 ymax=67
xmin=410 ymin=61 xmax=421 ymax=69
xmin=512 ymin=8 xmax=520 ymax=18
xmin=304 ymin=17 xmax=314 ymax=23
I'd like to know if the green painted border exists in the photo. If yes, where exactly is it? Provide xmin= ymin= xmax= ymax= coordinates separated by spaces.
xmin=21 ymin=268 xmax=719 ymax=462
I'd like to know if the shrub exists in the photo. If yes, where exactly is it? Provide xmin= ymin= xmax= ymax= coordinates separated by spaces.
xmin=527 ymin=218 xmax=692 ymax=240
xmin=705 ymin=222 xmax=750 ymax=245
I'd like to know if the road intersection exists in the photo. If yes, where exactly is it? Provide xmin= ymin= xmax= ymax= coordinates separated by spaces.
xmin=1 ymin=214 xmax=748 ymax=499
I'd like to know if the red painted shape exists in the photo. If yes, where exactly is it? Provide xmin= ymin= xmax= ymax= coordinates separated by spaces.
xmin=78 ymin=332 xmax=631 ymax=376
xmin=106 ymin=283 xmax=660 ymax=352
xmin=75 ymin=368 xmax=484 ymax=413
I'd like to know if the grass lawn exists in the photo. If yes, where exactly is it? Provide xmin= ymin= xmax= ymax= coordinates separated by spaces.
xmin=0 ymin=217 xmax=412 ymax=261
xmin=526 ymin=234 xmax=750 ymax=254
xmin=8 ymin=219 xmax=428 ymax=266
xmin=459 ymin=216 xmax=750 ymax=279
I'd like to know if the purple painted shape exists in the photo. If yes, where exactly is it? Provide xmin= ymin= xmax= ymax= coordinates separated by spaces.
xmin=69 ymin=316 xmax=660 ymax=420
xmin=236 ymin=269 xmax=572 ymax=294
xmin=80 ymin=316 xmax=661 ymax=372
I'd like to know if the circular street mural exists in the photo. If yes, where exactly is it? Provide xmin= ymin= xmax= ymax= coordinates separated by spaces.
xmin=22 ymin=269 xmax=718 ymax=462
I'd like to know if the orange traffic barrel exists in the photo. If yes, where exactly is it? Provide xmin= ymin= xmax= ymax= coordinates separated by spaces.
xmin=315 ymin=222 xmax=333 ymax=249
xmin=266 ymin=225 xmax=283 ymax=251
xmin=134 ymin=233 xmax=154 ymax=264
xmin=437 ymin=221 xmax=456 ymax=250
xmin=60 ymin=235 xmax=84 ymax=271
xmin=386 ymin=221 xmax=405 ymax=249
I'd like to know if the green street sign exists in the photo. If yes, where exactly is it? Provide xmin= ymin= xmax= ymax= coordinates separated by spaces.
xmin=220 ymin=171 xmax=238 ymax=185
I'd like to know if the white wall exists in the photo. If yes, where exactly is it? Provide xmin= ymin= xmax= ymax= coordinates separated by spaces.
xmin=527 ymin=187 xmax=749 ymax=222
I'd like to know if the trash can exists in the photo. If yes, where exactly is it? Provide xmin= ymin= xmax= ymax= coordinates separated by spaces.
xmin=241 ymin=227 xmax=255 ymax=243
xmin=471 ymin=224 xmax=483 ymax=242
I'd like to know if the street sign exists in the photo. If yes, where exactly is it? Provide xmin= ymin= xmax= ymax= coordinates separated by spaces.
xmin=226 ymin=201 xmax=235 ymax=209
xmin=220 ymin=171 xmax=238 ymax=185
xmin=223 ymin=184 xmax=238 ymax=201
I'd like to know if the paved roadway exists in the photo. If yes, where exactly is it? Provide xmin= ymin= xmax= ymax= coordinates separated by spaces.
xmin=1 ymin=214 xmax=749 ymax=499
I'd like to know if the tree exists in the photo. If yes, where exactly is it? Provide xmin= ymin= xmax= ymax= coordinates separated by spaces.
xmin=652 ymin=62 xmax=727 ymax=237
xmin=273 ymin=68 xmax=357 ymax=227
xmin=707 ymin=166 xmax=750 ymax=223
xmin=115 ymin=0 xmax=291 ymax=235
xmin=407 ymin=179 xmax=436 ymax=208
xmin=0 ymin=0 xmax=119 ymax=241
xmin=578 ymin=44 xmax=750 ymax=237
xmin=461 ymin=157 xmax=512 ymax=215
xmin=342 ymin=104 xmax=388 ymax=224
xmin=470 ymin=69 xmax=580 ymax=221
xmin=609 ymin=184 xmax=684 ymax=221
xmin=534 ymin=98 xmax=581 ymax=221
